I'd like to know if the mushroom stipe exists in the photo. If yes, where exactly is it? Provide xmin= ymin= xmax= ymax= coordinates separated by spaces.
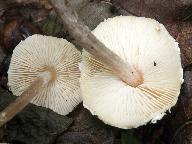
xmin=0 ymin=71 xmax=51 ymax=127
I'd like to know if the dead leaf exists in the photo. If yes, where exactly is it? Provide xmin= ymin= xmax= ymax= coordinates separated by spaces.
xmin=111 ymin=0 xmax=192 ymax=22
xmin=164 ymin=22 xmax=192 ymax=68
xmin=56 ymin=104 xmax=116 ymax=144
xmin=0 ymin=88 xmax=73 ymax=144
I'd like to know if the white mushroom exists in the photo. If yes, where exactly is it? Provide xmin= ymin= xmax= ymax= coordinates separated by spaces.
xmin=80 ymin=16 xmax=183 ymax=129
xmin=8 ymin=34 xmax=82 ymax=115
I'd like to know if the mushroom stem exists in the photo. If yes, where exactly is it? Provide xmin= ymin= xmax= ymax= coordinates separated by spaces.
xmin=0 ymin=70 xmax=52 ymax=127
xmin=48 ymin=0 xmax=143 ymax=87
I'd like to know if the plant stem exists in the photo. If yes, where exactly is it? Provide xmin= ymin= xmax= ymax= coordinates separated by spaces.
xmin=48 ymin=0 xmax=143 ymax=87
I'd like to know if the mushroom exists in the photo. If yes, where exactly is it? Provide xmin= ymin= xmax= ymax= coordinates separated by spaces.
xmin=0 ymin=34 xmax=81 ymax=126
xmin=80 ymin=16 xmax=183 ymax=129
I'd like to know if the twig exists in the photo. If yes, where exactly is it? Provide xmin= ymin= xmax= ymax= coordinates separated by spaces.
xmin=48 ymin=0 xmax=143 ymax=87
xmin=171 ymin=120 xmax=192 ymax=144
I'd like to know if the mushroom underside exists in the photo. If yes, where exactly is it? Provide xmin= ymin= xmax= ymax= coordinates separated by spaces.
xmin=80 ymin=16 xmax=183 ymax=129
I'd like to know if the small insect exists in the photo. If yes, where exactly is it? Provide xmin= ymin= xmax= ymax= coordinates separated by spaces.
xmin=154 ymin=61 xmax=157 ymax=66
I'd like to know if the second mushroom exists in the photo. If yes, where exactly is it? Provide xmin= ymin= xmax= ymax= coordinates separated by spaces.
xmin=8 ymin=34 xmax=82 ymax=115
xmin=80 ymin=16 xmax=183 ymax=129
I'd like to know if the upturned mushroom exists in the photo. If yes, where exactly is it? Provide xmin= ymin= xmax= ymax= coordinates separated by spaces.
xmin=0 ymin=34 xmax=81 ymax=126
xmin=80 ymin=16 xmax=183 ymax=129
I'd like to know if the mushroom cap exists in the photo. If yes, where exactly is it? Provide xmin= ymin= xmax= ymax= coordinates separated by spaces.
xmin=8 ymin=34 xmax=82 ymax=115
xmin=80 ymin=16 xmax=183 ymax=129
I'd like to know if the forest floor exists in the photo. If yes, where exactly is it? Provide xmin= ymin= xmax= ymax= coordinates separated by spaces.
xmin=0 ymin=0 xmax=192 ymax=144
